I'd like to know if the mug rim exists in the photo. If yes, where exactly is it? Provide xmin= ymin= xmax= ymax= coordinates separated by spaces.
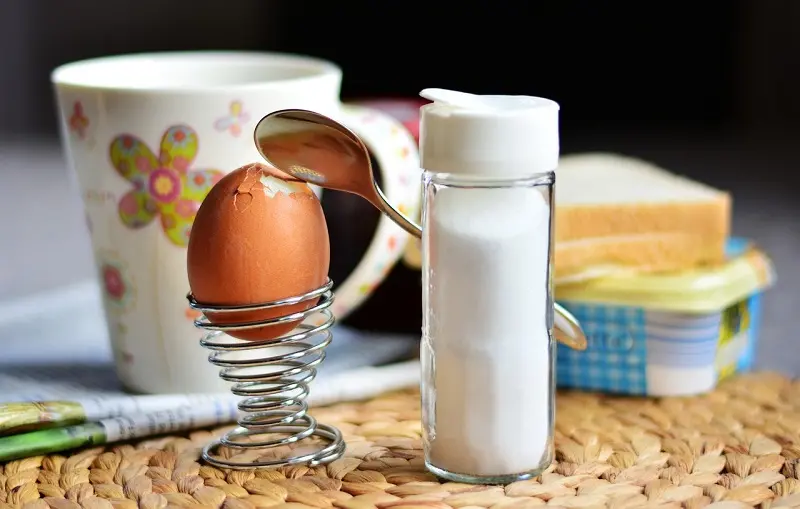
xmin=51 ymin=50 xmax=342 ymax=94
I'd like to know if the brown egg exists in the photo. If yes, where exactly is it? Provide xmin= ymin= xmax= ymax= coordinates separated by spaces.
xmin=187 ymin=162 xmax=330 ymax=341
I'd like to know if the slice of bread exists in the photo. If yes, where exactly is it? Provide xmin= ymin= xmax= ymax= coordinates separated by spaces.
xmin=554 ymin=153 xmax=731 ymax=283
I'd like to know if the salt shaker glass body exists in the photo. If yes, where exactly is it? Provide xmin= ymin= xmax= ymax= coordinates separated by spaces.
xmin=416 ymin=89 xmax=560 ymax=484
xmin=420 ymin=171 xmax=556 ymax=484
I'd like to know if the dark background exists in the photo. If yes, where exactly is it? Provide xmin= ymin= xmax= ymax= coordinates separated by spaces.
xmin=1 ymin=0 xmax=798 ymax=369
xmin=4 ymin=1 xmax=800 ymax=139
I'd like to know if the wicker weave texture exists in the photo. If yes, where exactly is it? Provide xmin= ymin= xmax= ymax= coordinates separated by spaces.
xmin=2 ymin=373 xmax=800 ymax=509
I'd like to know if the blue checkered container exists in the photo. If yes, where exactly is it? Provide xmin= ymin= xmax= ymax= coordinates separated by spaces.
xmin=555 ymin=238 xmax=775 ymax=396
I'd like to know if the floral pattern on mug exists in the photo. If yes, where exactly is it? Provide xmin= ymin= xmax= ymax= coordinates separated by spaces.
xmin=115 ymin=322 xmax=135 ymax=365
xmin=69 ymin=101 xmax=89 ymax=139
xmin=110 ymin=125 xmax=223 ymax=247
xmin=96 ymin=251 xmax=136 ymax=313
xmin=214 ymin=100 xmax=250 ymax=137
xmin=103 ymin=264 xmax=126 ymax=301
xmin=96 ymin=251 xmax=136 ymax=364
xmin=184 ymin=306 xmax=202 ymax=322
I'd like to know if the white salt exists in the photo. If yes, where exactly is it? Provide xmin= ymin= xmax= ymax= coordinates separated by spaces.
xmin=421 ymin=184 xmax=553 ymax=478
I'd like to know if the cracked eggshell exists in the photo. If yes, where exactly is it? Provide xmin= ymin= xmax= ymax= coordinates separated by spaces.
xmin=187 ymin=162 xmax=330 ymax=341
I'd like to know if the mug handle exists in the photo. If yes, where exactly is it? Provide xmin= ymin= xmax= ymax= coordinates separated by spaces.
xmin=326 ymin=104 xmax=422 ymax=320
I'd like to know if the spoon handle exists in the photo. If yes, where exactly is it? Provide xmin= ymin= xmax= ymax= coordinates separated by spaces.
xmin=553 ymin=303 xmax=587 ymax=350
xmin=373 ymin=183 xmax=423 ymax=238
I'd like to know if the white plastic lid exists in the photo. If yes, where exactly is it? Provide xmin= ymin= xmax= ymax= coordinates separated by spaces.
xmin=418 ymin=88 xmax=560 ymax=177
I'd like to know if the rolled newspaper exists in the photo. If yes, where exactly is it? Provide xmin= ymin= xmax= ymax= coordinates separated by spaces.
xmin=0 ymin=360 xmax=420 ymax=461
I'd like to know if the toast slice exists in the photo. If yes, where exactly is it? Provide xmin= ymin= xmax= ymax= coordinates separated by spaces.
xmin=554 ymin=153 xmax=731 ymax=283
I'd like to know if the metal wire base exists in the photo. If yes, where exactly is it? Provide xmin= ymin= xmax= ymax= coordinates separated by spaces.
xmin=187 ymin=279 xmax=345 ymax=469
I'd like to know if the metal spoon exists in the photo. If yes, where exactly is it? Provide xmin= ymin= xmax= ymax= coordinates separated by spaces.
xmin=254 ymin=109 xmax=587 ymax=351
xmin=253 ymin=109 xmax=421 ymax=237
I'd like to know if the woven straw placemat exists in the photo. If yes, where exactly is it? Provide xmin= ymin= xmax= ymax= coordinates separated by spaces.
xmin=2 ymin=372 xmax=800 ymax=509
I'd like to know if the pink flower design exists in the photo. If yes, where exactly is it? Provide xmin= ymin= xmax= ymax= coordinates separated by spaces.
xmin=175 ymin=199 xmax=198 ymax=218
xmin=109 ymin=125 xmax=223 ymax=247
xmin=214 ymin=100 xmax=250 ymax=137
xmin=185 ymin=307 xmax=202 ymax=321
xmin=102 ymin=264 xmax=126 ymax=301
xmin=69 ymin=101 xmax=89 ymax=139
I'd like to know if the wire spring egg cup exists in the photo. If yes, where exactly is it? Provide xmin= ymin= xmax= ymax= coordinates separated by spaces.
xmin=186 ymin=278 xmax=345 ymax=469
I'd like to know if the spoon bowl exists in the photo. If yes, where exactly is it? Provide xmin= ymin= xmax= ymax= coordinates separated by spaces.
xmin=255 ymin=109 xmax=421 ymax=237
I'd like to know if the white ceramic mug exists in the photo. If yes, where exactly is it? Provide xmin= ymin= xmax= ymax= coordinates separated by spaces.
xmin=52 ymin=51 xmax=421 ymax=394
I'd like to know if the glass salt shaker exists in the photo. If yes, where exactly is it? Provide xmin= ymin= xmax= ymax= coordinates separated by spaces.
xmin=418 ymin=89 xmax=559 ymax=484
